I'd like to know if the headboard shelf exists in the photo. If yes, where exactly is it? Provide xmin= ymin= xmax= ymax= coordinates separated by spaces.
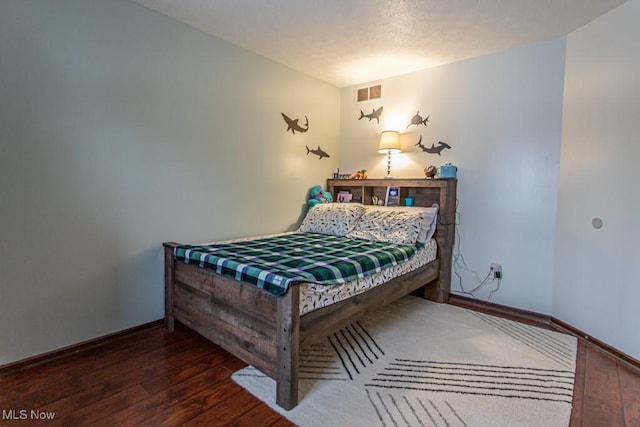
xmin=327 ymin=178 xmax=457 ymax=302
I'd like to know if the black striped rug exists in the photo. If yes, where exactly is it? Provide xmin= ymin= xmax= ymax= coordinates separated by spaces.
xmin=233 ymin=296 xmax=577 ymax=427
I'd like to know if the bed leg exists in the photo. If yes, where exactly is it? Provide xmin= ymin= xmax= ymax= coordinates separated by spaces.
xmin=429 ymin=257 xmax=451 ymax=303
xmin=163 ymin=243 xmax=176 ymax=331
xmin=276 ymin=287 xmax=300 ymax=410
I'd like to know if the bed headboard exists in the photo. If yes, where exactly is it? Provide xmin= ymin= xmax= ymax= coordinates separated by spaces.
xmin=327 ymin=178 xmax=457 ymax=302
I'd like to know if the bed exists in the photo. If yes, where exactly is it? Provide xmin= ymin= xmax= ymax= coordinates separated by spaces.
xmin=163 ymin=178 xmax=456 ymax=409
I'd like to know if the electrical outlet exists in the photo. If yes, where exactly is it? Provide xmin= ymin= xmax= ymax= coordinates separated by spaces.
xmin=490 ymin=263 xmax=502 ymax=279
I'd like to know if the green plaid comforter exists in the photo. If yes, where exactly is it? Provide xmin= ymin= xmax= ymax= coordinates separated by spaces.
xmin=174 ymin=232 xmax=419 ymax=296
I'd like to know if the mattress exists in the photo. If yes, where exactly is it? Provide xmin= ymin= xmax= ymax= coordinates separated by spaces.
xmin=189 ymin=232 xmax=437 ymax=315
xmin=299 ymin=238 xmax=437 ymax=314
xmin=173 ymin=232 xmax=420 ymax=296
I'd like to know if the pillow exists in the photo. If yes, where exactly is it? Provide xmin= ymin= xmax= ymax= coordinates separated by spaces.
xmin=362 ymin=205 xmax=438 ymax=243
xmin=419 ymin=206 xmax=438 ymax=242
xmin=347 ymin=208 xmax=427 ymax=244
xmin=299 ymin=203 xmax=366 ymax=236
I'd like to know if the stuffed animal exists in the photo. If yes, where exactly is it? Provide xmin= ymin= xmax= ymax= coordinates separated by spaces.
xmin=308 ymin=185 xmax=333 ymax=208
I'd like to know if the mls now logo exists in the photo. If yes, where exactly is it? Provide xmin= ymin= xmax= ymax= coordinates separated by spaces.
xmin=2 ymin=409 xmax=56 ymax=420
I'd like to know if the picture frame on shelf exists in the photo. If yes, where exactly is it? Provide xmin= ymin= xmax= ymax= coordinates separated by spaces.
xmin=337 ymin=191 xmax=353 ymax=203
xmin=385 ymin=186 xmax=400 ymax=206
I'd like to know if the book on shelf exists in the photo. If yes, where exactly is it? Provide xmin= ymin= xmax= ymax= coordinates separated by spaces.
xmin=336 ymin=191 xmax=352 ymax=203
xmin=385 ymin=186 xmax=400 ymax=206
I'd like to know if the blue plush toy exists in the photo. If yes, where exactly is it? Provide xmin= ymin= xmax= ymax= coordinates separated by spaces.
xmin=308 ymin=185 xmax=333 ymax=208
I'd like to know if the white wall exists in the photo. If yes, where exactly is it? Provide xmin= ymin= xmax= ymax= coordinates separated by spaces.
xmin=554 ymin=0 xmax=640 ymax=360
xmin=0 ymin=0 xmax=340 ymax=365
xmin=340 ymin=39 xmax=566 ymax=314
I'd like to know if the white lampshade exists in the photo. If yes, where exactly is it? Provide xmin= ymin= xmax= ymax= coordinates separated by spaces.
xmin=378 ymin=130 xmax=401 ymax=153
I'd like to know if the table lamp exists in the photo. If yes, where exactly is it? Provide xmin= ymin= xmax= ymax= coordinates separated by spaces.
xmin=378 ymin=130 xmax=401 ymax=179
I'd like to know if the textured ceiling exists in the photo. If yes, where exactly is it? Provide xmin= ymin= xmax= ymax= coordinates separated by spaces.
xmin=131 ymin=0 xmax=627 ymax=88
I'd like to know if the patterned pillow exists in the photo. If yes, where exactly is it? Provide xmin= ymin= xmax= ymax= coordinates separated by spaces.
xmin=346 ymin=209 xmax=425 ymax=244
xmin=299 ymin=203 xmax=366 ymax=236
xmin=362 ymin=206 xmax=438 ymax=243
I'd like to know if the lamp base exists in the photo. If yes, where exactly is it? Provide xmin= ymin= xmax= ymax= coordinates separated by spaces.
xmin=385 ymin=151 xmax=393 ymax=180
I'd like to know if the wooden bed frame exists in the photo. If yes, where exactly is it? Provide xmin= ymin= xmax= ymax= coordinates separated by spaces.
xmin=163 ymin=178 xmax=457 ymax=410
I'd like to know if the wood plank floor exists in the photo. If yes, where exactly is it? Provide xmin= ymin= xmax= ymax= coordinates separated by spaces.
xmin=1 ymin=312 xmax=638 ymax=426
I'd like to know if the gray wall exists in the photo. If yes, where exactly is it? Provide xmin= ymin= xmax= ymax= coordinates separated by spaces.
xmin=0 ymin=0 xmax=340 ymax=364
xmin=554 ymin=0 xmax=640 ymax=359
xmin=340 ymin=39 xmax=566 ymax=315
xmin=2 ymin=0 xmax=637 ymax=365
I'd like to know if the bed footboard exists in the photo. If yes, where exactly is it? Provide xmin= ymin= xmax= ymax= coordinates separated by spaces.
xmin=163 ymin=242 xmax=301 ymax=409
xmin=164 ymin=244 xmax=176 ymax=332
xmin=163 ymin=241 xmax=441 ymax=410
xmin=276 ymin=287 xmax=300 ymax=409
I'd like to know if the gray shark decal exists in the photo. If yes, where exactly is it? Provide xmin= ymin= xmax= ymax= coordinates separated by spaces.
xmin=415 ymin=135 xmax=451 ymax=155
xmin=282 ymin=113 xmax=309 ymax=135
xmin=408 ymin=111 xmax=430 ymax=128
xmin=358 ymin=106 xmax=383 ymax=124
xmin=306 ymin=145 xmax=330 ymax=159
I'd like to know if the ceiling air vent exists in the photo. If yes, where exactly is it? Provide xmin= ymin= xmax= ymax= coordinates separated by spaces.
xmin=356 ymin=84 xmax=383 ymax=103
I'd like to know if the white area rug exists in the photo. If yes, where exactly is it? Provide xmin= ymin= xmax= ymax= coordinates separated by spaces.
xmin=232 ymin=296 xmax=577 ymax=427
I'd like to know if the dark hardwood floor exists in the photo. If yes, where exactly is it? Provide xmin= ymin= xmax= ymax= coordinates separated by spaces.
xmin=1 ymin=310 xmax=638 ymax=426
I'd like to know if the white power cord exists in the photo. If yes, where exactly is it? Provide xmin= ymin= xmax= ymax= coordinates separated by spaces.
xmin=453 ymin=206 xmax=500 ymax=300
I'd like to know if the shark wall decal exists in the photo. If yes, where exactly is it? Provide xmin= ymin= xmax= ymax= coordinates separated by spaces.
xmin=358 ymin=106 xmax=383 ymax=124
xmin=407 ymin=111 xmax=430 ymax=128
xmin=306 ymin=145 xmax=329 ymax=159
xmin=414 ymin=135 xmax=451 ymax=155
xmin=281 ymin=113 xmax=309 ymax=135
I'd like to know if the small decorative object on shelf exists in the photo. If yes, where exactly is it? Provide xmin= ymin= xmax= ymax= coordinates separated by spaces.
xmin=424 ymin=165 xmax=437 ymax=179
xmin=352 ymin=169 xmax=368 ymax=179
xmin=439 ymin=162 xmax=458 ymax=179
